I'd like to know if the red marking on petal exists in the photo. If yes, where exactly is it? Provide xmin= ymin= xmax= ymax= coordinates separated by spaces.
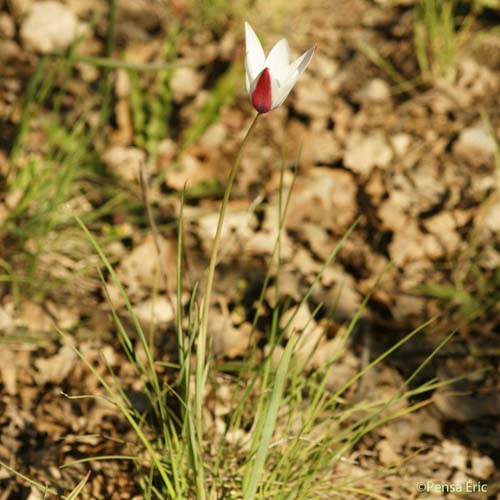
xmin=251 ymin=68 xmax=272 ymax=113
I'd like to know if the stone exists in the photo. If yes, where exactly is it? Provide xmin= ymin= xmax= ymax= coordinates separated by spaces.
xmin=354 ymin=78 xmax=391 ymax=103
xmin=454 ymin=126 xmax=497 ymax=166
xmin=471 ymin=455 xmax=495 ymax=480
xmin=344 ymin=130 xmax=393 ymax=175
xmin=20 ymin=1 xmax=80 ymax=53
xmin=170 ymin=67 xmax=203 ymax=101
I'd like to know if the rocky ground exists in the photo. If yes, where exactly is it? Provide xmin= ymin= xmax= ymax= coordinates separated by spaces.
xmin=0 ymin=0 xmax=499 ymax=498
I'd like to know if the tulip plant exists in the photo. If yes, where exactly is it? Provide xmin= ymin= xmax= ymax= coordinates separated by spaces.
xmin=194 ymin=22 xmax=316 ymax=496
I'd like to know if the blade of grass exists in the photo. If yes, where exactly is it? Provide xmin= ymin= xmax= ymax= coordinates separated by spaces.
xmin=242 ymin=334 xmax=297 ymax=500
xmin=66 ymin=471 xmax=91 ymax=500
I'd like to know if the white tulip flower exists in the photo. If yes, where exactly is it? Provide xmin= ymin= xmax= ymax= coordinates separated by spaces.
xmin=245 ymin=22 xmax=316 ymax=114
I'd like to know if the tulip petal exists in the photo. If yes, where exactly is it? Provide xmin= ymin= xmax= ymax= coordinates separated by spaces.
xmin=245 ymin=22 xmax=266 ymax=84
xmin=265 ymin=38 xmax=290 ymax=81
xmin=290 ymin=45 xmax=316 ymax=75
xmin=251 ymin=68 xmax=272 ymax=113
xmin=271 ymin=69 xmax=299 ymax=109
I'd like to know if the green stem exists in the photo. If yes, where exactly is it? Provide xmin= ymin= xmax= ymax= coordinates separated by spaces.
xmin=194 ymin=112 xmax=260 ymax=494
xmin=47 ymin=52 xmax=193 ymax=72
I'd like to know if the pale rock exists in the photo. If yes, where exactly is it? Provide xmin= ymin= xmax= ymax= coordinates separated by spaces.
xmin=0 ymin=306 xmax=13 ymax=330
xmin=115 ymin=69 xmax=131 ymax=98
xmin=20 ymin=1 xmax=81 ymax=53
xmin=471 ymin=173 xmax=496 ymax=198
xmin=423 ymin=234 xmax=443 ymax=260
xmin=413 ymin=172 xmax=446 ymax=213
xmin=134 ymin=296 xmax=175 ymax=326
xmin=423 ymin=212 xmax=461 ymax=255
xmin=199 ymin=122 xmax=227 ymax=149
xmin=313 ymin=53 xmax=338 ymax=80
xmin=324 ymin=350 xmax=360 ymax=392
xmin=27 ymin=487 xmax=44 ymax=500
xmin=378 ymin=191 xmax=411 ymax=231
xmin=391 ymin=133 xmax=411 ymax=156
xmin=289 ymin=246 xmax=321 ymax=278
xmin=388 ymin=223 xmax=426 ymax=266
xmin=453 ymin=208 xmax=472 ymax=228
xmin=101 ymin=345 xmax=117 ymax=366
xmin=209 ymin=313 xmax=250 ymax=358
xmin=294 ymin=324 xmax=325 ymax=369
xmin=484 ymin=202 xmax=500 ymax=232
xmin=308 ymin=326 xmax=347 ymax=367
xmin=0 ymin=349 xmax=17 ymax=395
xmin=296 ymin=223 xmax=333 ymax=261
xmin=157 ymin=138 xmax=177 ymax=162
xmin=102 ymin=146 xmax=145 ymax=182
xmin=245 ymin=224 xmax=294 ymax=259
xmin=34 ymin=344 xmax=77 ymax=385
xmin=471 ymin=455 xmax=495 ymax=480
xmin=76 ymin=62 xmax=99 ymax=82
xmin=18 ymin=301 xmax=53 ymax=332
xmin=451 ymin=470 xmax=469 ymax=488
xmin=279 ymin=304 xmax=324 ymax=368
xmin=457 ymin=58 xmax=498 ymax=100
xmin=224 ymin=428 xmax=251 ymax=450
xmin=198 ymin=210 xmax=257 ymax=258
xmin=219 ymin=30 xmax=236 ymax=60
xmin=265 ymin=273 xmax=302 ymax=306
xmin=429 ymin=82 xmax=470 ymax=113
xmin=317 ymin=265 xmax=361 ymax=318
xmin=116 ymin=234 xmax=178 ymax=297
xmin=454 ymin=126 xmax=496 ymax=166
xmin=165 ymin=152 xmax=216 ymax=190
xmin=399 ymin=261 xmax=433 ymax=291
xmin=112 ymin=99 xmax=133 ymax=145
xmin=354 ymin=78 xmax=391 ymax=103
xmin=280 ymin=302 xmax=317 ymax=338
xmin=376 ymin=439 xmax=401 ymax=466
xmin=0 ymin=40 xmax=21 ymax=68
xmin=170 ymin=67 xmax=203 ymax=101
xmin=364 ymin=170 xmax=385 ymax=204
xmin=45 ymin=301 xmax=80 ymax=329
xmin=393 ymin=294 xmax=426 ymax=321
xmin=302 ymin=129 xmax=340 ymax=165
xmin=214 ymin=384 xmax=232 ymax=417
xmin=344 ymin=130 xmax=393 ymax=175
xmin=442 ymin=440 xmax=467 ymax=471
xmin=287 ymin=168 xmax=357 ymax=234
xmin=294 ymin=75 xmax=333 ymax=118
xmin=6 ymin=189 xmax=23 ymax=210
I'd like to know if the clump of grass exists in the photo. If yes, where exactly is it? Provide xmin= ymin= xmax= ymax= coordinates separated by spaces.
xmin=128 ymin=26 xmax=178 ymax=155
xmin=358 ymin=0 xmax=488 ymax=93
xmin=0 ymin=52 xmax=136 ymax=306
xmin=43 ymin=154 xmax=454 ymax=499
xmin=1 ymin=15 xmax=185 ymax=304
xmin=414 ymin=0 xmax=475 ymax=84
